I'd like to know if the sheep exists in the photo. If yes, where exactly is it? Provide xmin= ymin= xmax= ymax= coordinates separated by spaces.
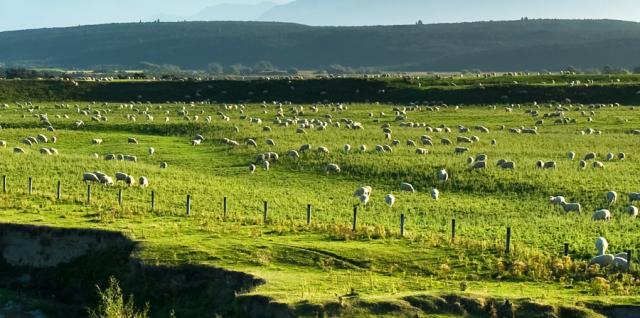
xmin=471 ymin=161 xmax=487 ymax=169
xmin=22 ymin=139 xmax=33 ymax=146
xmin=457 ymin=136 xmax=473 ymax=144
xmin=454 ymin=147 xmax=469 ymax=155
xmin=343 ymin=144 xmax=352 ymax=153
xmin=359 ymin=144 xmax=367 ymax=152
xmin=560 ymin=201 xmax=582 ymax=213
xmin=578 ymin=160 xmax=587 ymax=170
xmin=438 ymin=169 xmax=448 ymax=182
xmin=83 ymin=172 xmax=100 ymax=183
xmin=36 ymin=134 xmax=48 ymax=143
xmin=538 ymin=161 xmax=556 ymax=169
xmin=627 ymin=205 xmax=639 ymax=217
xmin=262 ymin=160 xmax=270 ymax=171
xmin=605 ymin=153 xmax=615 ymax=161
xmin=475 ymin=154 xmax=488 ymax=162
xmin=191 ymin=139 xmax=202 ymax=146
xmin=499 ymin=161 xmax=516 ymax=169
xmin=325 ymin=163 xmax=341 ymax=174
xmin=618 ymin=152 xmax=626 ymax=161
xmin=104 ymin=154 xmax=116 ymax=161
xmin=299 ymin=144 xmax=311 ymax=153
xmin=160 ymin=162 xmax=168 ymax=169
xmin=629 ymin=193 xmax=640 ymax=203
xmin=127 ymin=137 xmax=139 ymax=144
xmin=415 ymin=148 xmax=428 ymax=155
xmin=266 ymin=139 xmax=275 ymax=146
xmin=567 ymin=151 xmax=576 ymax=161
xmin=491 ymin=139 xmax=497 ymax=146
xmin=139 ymin=176 xmax=149 ymax=188
xmin=590 ymin=237 xmax=615 ymax=267
xmin=400 ymin=182 xmax=416 ymax=192
xmin=431 ymin=188 xmax=439 ymax=200
xmin=584 ymin=152 xmax=597 ymax=160
xmin=441 ymin=138 xmax=452 ymax=145
xmin=605 ymin=191 xmax=617 ymax=206
xmin=0 ymin=140 xmax=6 ymax=147
xmin=358 ymin=194 xmax=370 ymax=206
xmin=125 ymin=175 xmax=136 ymax=187
xmin=384 ymin=194 xmax=396 ymax=208
xmin=91 ymin=153 xmax=100 ymax=159
xmin=92 ymin=139 xmax=103 ymax=145
xmin=467 ymin=157 xmax=475 ymax=164
xmin=349 ymin=185 xmax=371 ymax=199
xmin=100 ymin=175 xmax=114 ymax=186
xmin=115 ymin=172 xmax=129 ymax=182
xmin=51 ymin=136 xmax=57 ymax=143
xmin=549 ymin=196 xmax=566 ymax=205
xmin=249 ymin=164 xmax=256 ymax=174
xmin=39 ymin=148 xmax=52 ymax=155
xmin=148 ymin=147 xmax=155 ymax=156
xmin=13 ymin=147 xmax=25 ymax=154
xmin=592 ymin=161 xmax=604 ymax=169
xmin=592 ymin=209 xmax=611 ymax=221
xmin=246 ymin=139 xmax=258 ymax=147
xmin=123 ymin=155 xmax=137 ymax=162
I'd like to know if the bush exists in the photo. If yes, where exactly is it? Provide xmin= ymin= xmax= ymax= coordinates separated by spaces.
xmin=89 ymin=276 xmax=150 ymax=318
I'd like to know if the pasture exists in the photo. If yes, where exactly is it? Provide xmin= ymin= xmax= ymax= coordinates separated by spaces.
xmin=1 ymin=100 xmax=640 ymax=316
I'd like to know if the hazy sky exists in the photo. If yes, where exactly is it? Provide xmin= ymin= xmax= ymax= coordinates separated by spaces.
xmin=1 ymin=0 xmax=639 ymax=32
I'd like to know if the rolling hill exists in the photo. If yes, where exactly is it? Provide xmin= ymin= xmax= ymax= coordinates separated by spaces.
xmin=1 ymin=19 xmax=640 ymax=72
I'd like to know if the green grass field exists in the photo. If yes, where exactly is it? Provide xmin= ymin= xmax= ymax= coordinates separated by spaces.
xmin=1 ymin=100 xmax=640 ymax=317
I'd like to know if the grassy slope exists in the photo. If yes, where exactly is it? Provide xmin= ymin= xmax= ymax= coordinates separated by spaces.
xmin=0 ymin=101 xmax=639 ymax=315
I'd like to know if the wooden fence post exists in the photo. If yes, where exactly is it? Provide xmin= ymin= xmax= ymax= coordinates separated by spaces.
xmin=505 ymin=227 xmax=511 ymax=254
xmin=306 ymin=204 xmax=312 ymax=225
xmin=400 ymin=214 xmax=405 ymax=237
xmin=56 ymin=180 xmax=61 ymax=201
xmin=263 ymin=201 xmax=268 ymax=223
xmin=151 ymin=191 xmax=155 ymax=211
xmin=352 ymin=206 xmax=358 ymax=232
xmin=186 ymin=194 xmax=191 ymax=216
xmin=28 ymin=177 xmax=33 ymax=195
xmin=451 ymin=219 xmax=456 ymax=243
xmin=118 ymin=189 xmax=123 ymax=207
xmin=86 ymin=184 xmax=91 ymax=204
xmin=223 ymin=196 xmax=227 ymax=219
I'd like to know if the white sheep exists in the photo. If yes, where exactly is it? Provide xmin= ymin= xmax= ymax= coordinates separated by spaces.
xmin=567 ymin=151 xmax=576 ymax=161
xmin=266 ymin=139 xmax=275 ymax=146
xmin=431 ymin=188 xmax=439 ymax=200
xmin=125 ymin=175 xmax=136 ymax=187
xmin=578 ymin=160 xmax=587 ymax=170
xmin=590 ymin=237 xmax=614 ymax=267
xmin=359 ymin=144 xmax=367 ymax=152
xmin=384 ymin=194 xmax=396 ymax=208
xmin=605 ymin=191 xmax=617 ymax=206
xmin=437 ymin=169 xmax=448 ymax=182
xmin=160 ymin=162 xmax=168 ymax=169
xmin=92 ymin=138 xmax=103 ymax=145
xmin=584 ymin=152 xmax=597 ymax=160
xmin=325 ymin=164 xmax=341 ymax=174
xmin=83 ymin=172 xmax=100 ymax=183
xmin=592 ymin=209 xmax=611 ymax=221
xmin=115 ymin=172 xmax=129 ymax=182
xmin=354 ymin=186 xmax=372 ymax=198
xmin=400 ymin=182 xmax=416 ymax=192
xmin=560 ymin=201 xmax=581 ymax=213
xmin=128 ymin=137 xmax=139 ymax=144
xmin=627 ymin=205 xmax=638 ymax=217
xmin=139 ymin=176 xmax=149 ymax=188
xmin=358 ymin=194 xmax=370 ymax=206
xmin=606 ymin=153 xmax=615 ymax=161
xmin=549 ymin=196 xmax=566 ymax=205
xmin=629 ymin=193 xmax=640 ymax=203
xmin=471 ymin=161 xmax=487 ymax=169
xmin=148 ymin=147 xmax=155 ymax=156
xmin=262 ymin=160 xmax=270 ymax=171
xmin=592 ymin=161 xmax=604 ymax=169
xmin=344 ymin=144 xmax=352 ymax=153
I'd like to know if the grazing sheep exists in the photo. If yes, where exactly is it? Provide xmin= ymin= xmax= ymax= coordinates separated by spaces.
xmin=431 ymin=188 xmax=439 ymax=200
xmin=584 ymin=152 xmax=597 ymax=160
xmin=246 ymin=139 xmax=258 ymax=147
xmin=125 ymin=175 xmax=136 ymax=187
xmin=354 ymin=186 xmax=372 ymax=197
xmin=39 ymin=148 xmax=52 ymax=155
xmin=590 ymin=237 xmax=614 ymax=267
xmin=139 ymin=176 xmax=149 ymax=188
xmin=454 ymin=147 xmax=469 ymax=155
xmin=437 ymin=169 xmax=448 ymax=182
xmin=384 ymin=194 xmax=396 ymax=208
xmin=475 ymin=154 xmax=488 ymax=162
xmin=344 ymin=144 xmax=352 ymax=153
xmin=358 ymin=194 xmax=370 ymax=206
xmin=471 ymin=161 xmax=487 ymax=169
xmin=560 ymin=201 xmax=582 ymax=213
xmin=299 ymin=144 xmax=311 ymax=153
xmin=539 ymin=161 xmax=556 ymax=169
xmin=325 ymin=163 xmax=341 ymax=174
xmin=192 ymin=139 xmax=202 ymax=146
xmin=549 ymin=196 xmax=566 ymax=205
xmin=51 ymin=136 xmax=57 ymax=143
xmin=592 ymin=209 xmax=611 ymax=221
xmin=115 ymin=172 xmax=129 ymax=182
xmin=92 ymin=139 xmax=103 ymax=145
xmin=578 ymin=160 xmax=587 ymax=170
xmin=441 ymin=138 xmax=452 ymax=145
xmin=618 ymin=152 xmax=626 ymax=161
xmin=0 ymin=140 xmax=6 ymax=147
xmin=22 ymin=139 xmax=33 ymax=146
xmin=287 ymin=150 xmax=300 ymax=160
xmin=123 ymin=155 xmax=137 ymax=162
xmin=160 ymin=162 xmax=168 ymax=169
xmin=148 ymin=147 xmax=155 ymax=156
xmin=415 ymin=148 xmax=428 ymax=155
xmin=262 ymin=160 xmax=270 ymax=171
xmin=592 ymin=161 xmax=604 ymax=169
xmin=629 ymin=193 xmax=640 ymax=203
xmin=104 ymin=154 xmax=116 ymax=161
xmin=499 ymin=161 xmax=516 ymax=169
xmin=568 ymin=151 xmax=576 ymax=161
xmin=36 ymin=134 xmax=48 ymax=143
xmin=91 ymin=153 xmax=100 ymax=159
xmin=605 ymin=191 xmax=617 ymax=206
xmin=249 ymin=164 xmax=256 ymax=174
xmin=359 ymin=144 xmax=367 ymax=152
xmin=627 ymin=205 xmax=639 ymax=217
xmin=400 ymin=182 xmax=416 ymax=192
xmin=100 ymin=175 xmax=114 ymax=186
xmin=491 ymin=139 xmax=497 ymax=145
xmin=457 ymin=136 xmax=473 ymax=144
xmin=13 ymin=147 xmax=25 ymax=154
xmin=83 ymin=173 xmax=100 ymax=183
xmin=266 ymin=139 xmax=275 ymax=146
xmin=467 ymin=157 xmax=475 ymax=165
xmin=127 ymin=137 xmax=139 ymax=144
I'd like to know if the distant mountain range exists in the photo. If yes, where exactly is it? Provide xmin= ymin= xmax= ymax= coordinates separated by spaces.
xmin=1 ymin=19 xmax=640 ymax=72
